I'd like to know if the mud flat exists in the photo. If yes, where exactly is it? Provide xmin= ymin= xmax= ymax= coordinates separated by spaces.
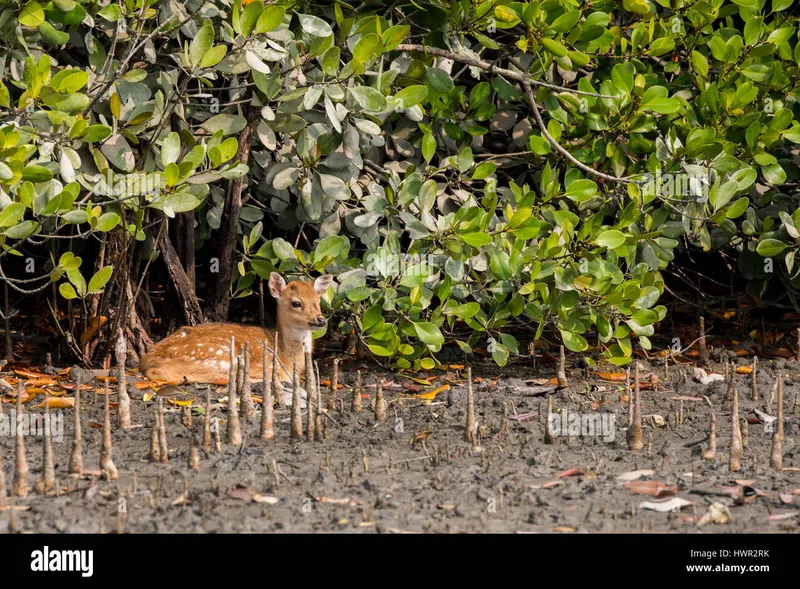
xmin=0 ymin=357 xmax=798 ymax=534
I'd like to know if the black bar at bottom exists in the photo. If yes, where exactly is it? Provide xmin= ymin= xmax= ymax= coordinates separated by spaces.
xmin=0 ymin=533 xmax=795 ymax=581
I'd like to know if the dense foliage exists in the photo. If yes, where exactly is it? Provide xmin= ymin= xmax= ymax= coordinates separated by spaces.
xmin=1 ymin=0 xmax=799 ymax=368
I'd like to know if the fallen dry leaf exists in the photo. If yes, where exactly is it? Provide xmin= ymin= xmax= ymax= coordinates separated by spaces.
xmin=616 ymin=469 xmax=657 ymax=483
xmin=624 ymin=480 xmax=677 ymax=498
xmin=507 ymin=412 xmax=536 ymax=422
xmin=37 ymin=397 xmax=75 ymax=409
xmin=14 ymin=369 xmax=50 ymax=379
xmin=156 ymin=385 xmax=184 ymax=398
xmin=60 ymin=382 xmax=93 ymax=391
xmin=541 ymin=480 xmax=564 ymax=490
xmin=692 ymin=367 xmax=725 ymax=385
xmin=765 ymin=512 xmax=799 ymax=521
xmin=640 ymin=497 xmax=693 ymax=512
xmin=25 ymin=377 xmax=59 ymax=386
xmin=557 ymin=468 xmax=585 ymax=478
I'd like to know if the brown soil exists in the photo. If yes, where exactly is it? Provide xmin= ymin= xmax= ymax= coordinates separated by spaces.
xmin=1 ymin=356 xmax=798 ymax=534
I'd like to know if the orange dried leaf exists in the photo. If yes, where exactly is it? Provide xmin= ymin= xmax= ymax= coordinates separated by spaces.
xmin=14 ymin=369 xmax=49 ymax=379
xmin=596 ymin=372 xmax=627 ymax=382
xmin=60 ymin=382 xmax=93 ymax=391
xmin=624 ymin=480 xmax=677 ymax=498
xmin=417 ymin=384 xmax=450 ymax=401
xmin=25 ymin=378 xmax=58 ymax=386
xmin=735 ymin=366 xmax=753 ymax=375
xmin=557 ymin=468 xmax=585 ymax=478
xmin=37 ymin=397 xmax=75 ymax=409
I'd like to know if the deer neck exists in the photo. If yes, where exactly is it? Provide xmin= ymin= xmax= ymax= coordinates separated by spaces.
xmin=276 ymin=318 xmax=312 ymax=361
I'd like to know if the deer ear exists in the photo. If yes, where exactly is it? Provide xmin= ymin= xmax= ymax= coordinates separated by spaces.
xmin=268 ymin=273 xmax=287 ymax=298
xmin=313 ymin=274 xmax=334 ymax=294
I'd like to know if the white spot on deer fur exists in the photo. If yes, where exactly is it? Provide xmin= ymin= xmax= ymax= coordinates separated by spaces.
xmin=216 ymin=349 xmax=223 ymax=356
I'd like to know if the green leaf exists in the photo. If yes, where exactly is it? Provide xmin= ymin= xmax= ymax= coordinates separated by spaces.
xmin=540 ymin=37 xmax=568 ymax=58
xmin=472 ymin=162 xmax=496 ymax=180
xmin=190 ymin=20 xmax=215 ymax=69
xmin=161 ymin=132 xmax=181 ymax=166
xmin=382 ymin=25 xmax=409 ymax=51
xmin=51 ymin=70 xmax=89 ymax=93
xmin=561 ymin=330 xmax=589 ymax=352
xmin=491 ymin=342 xmax=509 ymax=366
xmin=59 ymin=283 xmax=78 ymax=300
xmin=413 ymin=322 xmax=444 ymax=346
xmin=240 ymin=0 xmax=263 ymax=37
xmin=321 ymin=47 xmax=341 ymax=76
xmin=425 ymin=68 xmax=454 ymax=93
xmin=87 ymin=266 xmax=113 ymax=293
xmin=756 ymin=238 xmax=787 ymax=257
xmin=199 ymin=45 xmax=228 ymax=69
xmin=19 ymin=1 xmax=45 ymax=27
xmin=690 ymin=50 xmax=709 ymax=76
xmin=200 ymin=114 xmax=247 ymax=136
xmin=0 ymin=203 xmax=26 ymax=227
xmin=83 ymin=125 xmax=112 ymax=143
xmin=349 ymin=86 xmax=386 ymax=112
xmin=726 ymin=197 xmax=750 ymax=219
xmin=462 ymin=232 xmax=492 ymax=247
xmin=67 ymin=269 xmax=86 ymax=295
xmin=641 ymin=97 xmax=681 ymax=114
xmin=21 ymin=165 xmax=53 ymax=182
xmin=595 ymin=230 xmax=626 ymax=249
xmin=256 ymin=6 xmax=285 ymax=33
xmin=38 ymin=21 xmax=69 ymax=45
xmin=394 ymin=85 xmax=428 ymax=108
xmin=95 ymin=212 xmax=120 ymax=232
xmin=272 ymin=237 xmax=297 ymax=261
xmin=353 ymin=33 xmax=381 ymax=62
xmin=298 ymin=14 xmax=332 ymax=37
xmin=422 ymin=133 xmax=436 ymax=163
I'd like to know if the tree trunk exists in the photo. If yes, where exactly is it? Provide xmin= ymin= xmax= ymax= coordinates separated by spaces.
xmin=159 ymin=224 xmax=203 ymax=326
xmin=205 ymin=108 xmax=256 ymax=322
xmin=172 ymin=211 xmax=196 ymax=294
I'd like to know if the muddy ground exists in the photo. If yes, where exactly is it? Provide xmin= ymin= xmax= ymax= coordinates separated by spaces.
xmin=0 ymin=352 xmax=798 ymax=534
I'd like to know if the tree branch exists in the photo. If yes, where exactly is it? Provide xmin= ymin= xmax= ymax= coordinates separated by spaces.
xmin=394 ymin=44 xmax=615 ymax=98
xmin=523 ymin=83 xmax=639 ymax=184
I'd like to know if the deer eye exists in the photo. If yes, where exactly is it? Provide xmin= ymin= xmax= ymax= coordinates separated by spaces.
xmin=291 ymin=300 xmax=302 ymax=308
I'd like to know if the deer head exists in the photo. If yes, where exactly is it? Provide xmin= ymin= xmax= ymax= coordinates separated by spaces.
xmin=268 ymin=272 xmax=334 ymax=331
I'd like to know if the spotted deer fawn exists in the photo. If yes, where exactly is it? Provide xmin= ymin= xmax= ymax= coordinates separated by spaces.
xmin=138 ymin=273 xmax=333 ymax=384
